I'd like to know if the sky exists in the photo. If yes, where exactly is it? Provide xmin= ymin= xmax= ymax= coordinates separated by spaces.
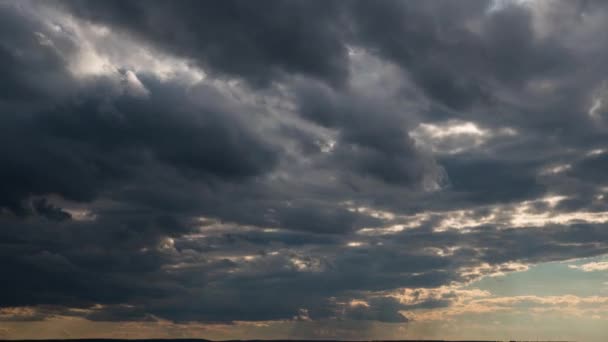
xmin=1 ymin=0 xmax=608 ymax=341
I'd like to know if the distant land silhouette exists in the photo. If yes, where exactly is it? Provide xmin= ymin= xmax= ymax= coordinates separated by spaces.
xmin=0 ymin=339 xmax=574 ymax=342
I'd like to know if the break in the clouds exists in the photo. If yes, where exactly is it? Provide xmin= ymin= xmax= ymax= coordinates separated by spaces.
xmin=2 ymin=0 xmax=608 ymax=340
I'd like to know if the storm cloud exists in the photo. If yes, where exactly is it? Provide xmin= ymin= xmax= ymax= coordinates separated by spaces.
xmin=2 ymin=0 xmax=608 ymax=333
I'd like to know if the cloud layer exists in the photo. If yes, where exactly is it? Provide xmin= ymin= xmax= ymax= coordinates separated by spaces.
xmin=2 ymin=0 xmax=608 ymax=335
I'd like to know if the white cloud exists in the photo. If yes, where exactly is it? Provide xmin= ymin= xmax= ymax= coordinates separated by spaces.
xmin=411 ymin=120 xmax=516 ymax=155
xmin=570 ymin=261 xmax=608 ymax=272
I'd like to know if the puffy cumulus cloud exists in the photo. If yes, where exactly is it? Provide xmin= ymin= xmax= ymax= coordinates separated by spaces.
xmin=4 ymin=0 xmax=608 ymax=338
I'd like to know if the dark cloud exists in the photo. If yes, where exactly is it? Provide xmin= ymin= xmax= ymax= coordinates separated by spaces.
xmin=294 ymin=79 xmax=443 ymax=188
xmin=61 ymin=0 xmax=350 ymax=87
xmin=0 ymin=64 xmax=278 ymax=216
xmin=350 ymin=1 xmax=574 ymax=111
xmin=441 ymin=156 xmax=546 ymax=204
xmin=2 ymin=0 xmax=608 ymax=329
xmin=32 ymin=198 xmax=72 ymax=221
xmin=0 ymin=4 xmax=75 ymax=105
xmin=343 ymin=297 xmax=409 ymax=323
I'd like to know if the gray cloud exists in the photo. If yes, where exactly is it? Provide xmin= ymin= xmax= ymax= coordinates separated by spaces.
xmin=61 ymin=0 xmax=350 ymax=87
xmin=2 ymin=0 xmax=608 ymax=328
